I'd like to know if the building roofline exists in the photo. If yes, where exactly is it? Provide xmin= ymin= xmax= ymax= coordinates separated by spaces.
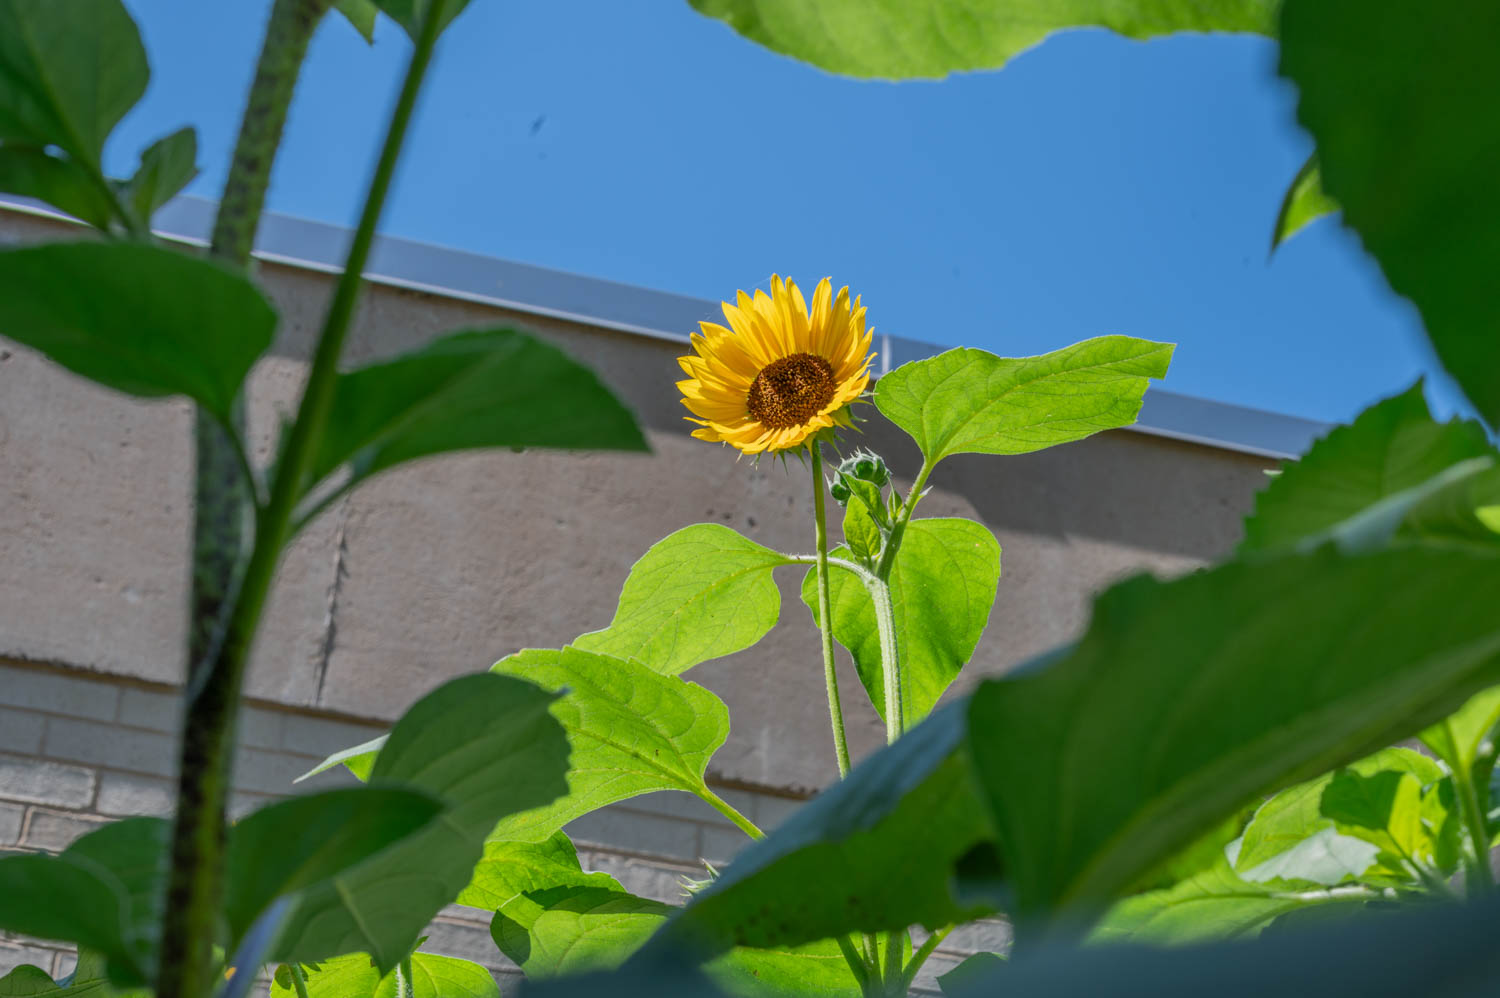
xmin=1 ymin=194 xmax=1327 ymax=460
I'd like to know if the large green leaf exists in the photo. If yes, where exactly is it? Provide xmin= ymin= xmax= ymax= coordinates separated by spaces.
xmin=487 ymin=647 xmax=731 ymax=842
xmin=801 ymin=517 xmax=1000 ymax=724
xmin=650 ymin=542 xmax=1500 ymax=958
xmin=274 ymin=673 xmax=570 ymax=972
xmin=574 ymin=525 xmax=790 ymax=674
xmin=495 ymin=886 xmax=860 ymax=997
xmin=1091 ymin=855 xmax=1365 ymax=945
xmin=306 ymin=329 xmax=645 ymax=494
xmin=0 ymin=855 xmax=141 ymax=982
xmin=0 ymin=242 xmax=276 ymax=421
xmin=966 ymin=546 xmax=1500 ymax=927
xmin=456 ymin=831 xmax=621 ymax=911
xmin=1319 ymin=769 xmax=1436 ymax=873
xmin=223 ymin=787 xmax=444 ymax=945
xmin=686 ymin=0 xmax=1274 ymax=79
xmin=1279 ymin=0 xmax=1500 ymax=425
xmin=0 ymin=0 xmax=147 ymax=165
xmin=874 ymin=338 xmax=1173 ymax=468
xmin=1241 ymin=384 xmax=1492 ymax=553
xmin=1270 ymin=155 xmax=1337 ymax=251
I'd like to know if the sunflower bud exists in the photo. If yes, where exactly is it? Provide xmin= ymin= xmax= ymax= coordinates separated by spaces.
xmin=837 ymin=449 xmax=889 ymax=487
xmin=829 ymin=475 xmax=853 ymax=506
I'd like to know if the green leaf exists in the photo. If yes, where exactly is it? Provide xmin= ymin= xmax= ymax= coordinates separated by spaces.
xmin=495 ymin=887 xmax=859 ymax=996
xmin=874 ymin=338 xmax=1173 ymax=468
xmin=573 ymin=525 xmax=789 ymax=674
xmin=965 ymin=546 xmax=1500 ymax=926
xmin=272 ymin=953 xmax=497 ymax=998
xmin=1279 ymin=0 xmax=1500 ymax=425
xmin=840 ymin=500 xmax=882 ymax=566
xmin=373 ymin=954 xmax=497 ymax=998
xmin=0 ymin=950 xmax=149 ymax=997
xmin=334 ymin=0 xmax=380 ymax=41
xmin=1233 ymin=748 xmax=1440 ymax=885
xmin=1091 ymin=856 xmax=1362 ymax=945
xmin=1319 ymin=769 xmax=1433 ymax=870
xmin=0 ymin=145 xmax=113 ymax=226
xmin=646 ymin=698 xmax=996 ymax=954
xmin=0 ymin=242 xmax=276 ymax=421
xmin=456 ymin=831 xmax=621 ymax=911
xmin=1270 ymin=154 xmax=1338 ymax=251
xmin=118 ymin=127 xmax=196 ymax=224
xmin=1240 ymin=383 xmax=1493 ymax=554
xmin=306 ymin=328 xmax=645 ymax=494
xmin=686 ymin=0 xmax=1275 ymax=79
xmin=353 ymin=1 xmax=472 ymax=42
xmin=487 ymin=648 xmax=730 ymax=841
xmin=1422 ymin=686 xmax=1500 ymax=773
xmin=651 ymin=543 xmax=1500 ymax=955
xmin=61 ymin=819 xmax=169 ymax=979
xmin=296 ymin=734 xmax=386 ymax=784
xmin=223 ymin=787 xmax=444 ymax=945
xmin=937 ymin=953 xmax=1005 ymax=996
xmin=0 ymin=966 xmax=57 ymax=997
xmin=274 ymin=673 xmax=570 ymax=972
xmin=801 ymin=518 xmax=1000 ymax=724
xmin=0 ymin=854 xmax=142 ymax=983
xmin=0 ymin=0 xmax=148 ymax=166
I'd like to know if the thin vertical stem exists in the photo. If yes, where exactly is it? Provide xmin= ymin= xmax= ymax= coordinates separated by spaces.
xmin=1447 ymin=720 xmax=1495 ymax=894
xmin=396 ymin=957 xmax=415 ymax=998
xmin=288 ymin=964 xmax=311 ymax=998
xmin=869 ymin=576 xmax=902 ymax=745
xmin=810 ymin=445 xmax=853 ymax=778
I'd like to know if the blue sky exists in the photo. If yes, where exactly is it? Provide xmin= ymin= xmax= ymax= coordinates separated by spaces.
xmin=110 ymin=0 xmax=1454 ymax=424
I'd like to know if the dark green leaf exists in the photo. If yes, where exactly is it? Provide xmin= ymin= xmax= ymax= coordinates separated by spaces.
xmin=0 ymin=242 xmax=276 ymax=421
xmin=119 ymin=127 xmax=197 ymax=224
xmin=966 ymin=546 xmax=1500 ymax=926
xmin=61 ymin=819 xmax=169 ymax=979
xmin=307 ymin=328 xmax=645 ymax=493
xmin=1270 ymin=155 xmax=1337 ymax=251
xmin=365 ymin=0 xmax=472 ymax=40
xmin=487 ymin=648 xmax=731 ymax=842
xmin=0 ymin=146 xmax=113 ymax=226
xmin=573 ymin=525 xmax=789 ymax=674
xmin=223 ymin=787 xmax=444 ymax=944
xmin=0 ymin=950 xmax=149 ymax=997
xmin=0 ymin=0 xmax=148 ymax=165
xmin=0 ymin=854 xmax=141 ymax=983
xmin=456 ymin=831 xmax=621 ymax=911
xmin=1279 ymin=0 xmax=1500 ymax=424
xmin=334 ymin=0 xmax=380 ymax=42
xmin=0 ymin=965 xmax=57 ymax=997
xmin=801 ymin=518 xmax=1000 ymax=724
xmin=275 ymin=673 xmax=570 ymax=972
xmin=937 ymin=953 xmax=1005 ymax=996
xmin=875 ymin=339 xmax=1173 ymax=468
xmin=1241 ymin=383 xmax=1492 ymax=554
xmin=687 ymin=0 xmax=1275 ymax=79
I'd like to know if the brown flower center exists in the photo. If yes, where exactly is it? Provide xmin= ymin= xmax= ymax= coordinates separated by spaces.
xmin=746 ymin=352 xmax=837 ymax=429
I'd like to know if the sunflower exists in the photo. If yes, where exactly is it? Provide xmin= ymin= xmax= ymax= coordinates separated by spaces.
xmin=677 ymin=276 xmax=875 ymax=455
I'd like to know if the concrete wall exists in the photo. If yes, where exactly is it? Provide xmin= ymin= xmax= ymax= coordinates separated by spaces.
xmin=0 ymin=205 xmax=1273 ymax=991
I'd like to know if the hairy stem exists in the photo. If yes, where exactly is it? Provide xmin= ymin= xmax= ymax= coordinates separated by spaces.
xmin=701 ymin=787 xmax=764 ymax=840
xmin=161 ymin=5 xmax=442 ymax=996
xmin=873 ymin=459 xmax=933 ymax=581
xmin=163 ymin=2 xmax=333 ymax=996
xmin=881 ymin=930 xmax=904 ymax=997
xmin=396 ymin=957 xmax=414 ymax=998
xmin=810 ymin=445 xmax=853 ymax=778
xmin=869 ymin=575 xmax=902 ymax=744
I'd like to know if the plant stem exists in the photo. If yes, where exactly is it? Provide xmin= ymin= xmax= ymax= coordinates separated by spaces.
xmin=882 ymin=930 xmax=904 ymax=997
xmin=701 ymin=787 xmax=764 ymax=840
xmin=873 ymin=459 xmax=933 ymax=582
xmin=159 ymin=6 xmax=441 ymax=996
xmin=901 ymin=926 xmax=951 ymax=990
xmin=810 ymin=445 xmax=853 ymax=778
xmin=161 ymin=2 xmax=333 ymax=996
xmin=869 ymin=575 xmax=902 ymax=744
xmin=288 ymin=964 xmax=311 ymax=998
xmin=1446 ymin=719 xmax=1495 ymax=894
xmin=396 ymin=957 xmax=414 ymax=998
xmin=833 ymin=936 xmax=870 ymax=993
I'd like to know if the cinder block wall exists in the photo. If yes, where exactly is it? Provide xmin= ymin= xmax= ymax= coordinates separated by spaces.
xmin=0 ymin=203 xmax=1272 ymax=992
